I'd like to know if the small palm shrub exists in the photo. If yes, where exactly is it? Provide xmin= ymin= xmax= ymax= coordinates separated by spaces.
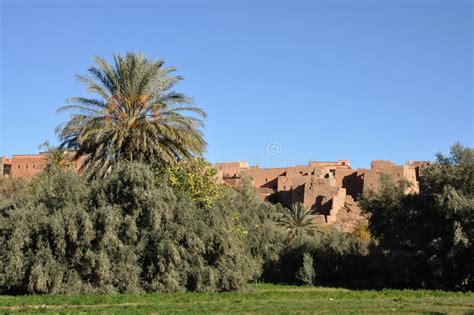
xmin=278 ymin=203 xmax=318 ymax=241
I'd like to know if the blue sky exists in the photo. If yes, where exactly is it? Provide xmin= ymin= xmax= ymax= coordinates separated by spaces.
xmin=1 ymin=0 xmax=472 ymax=168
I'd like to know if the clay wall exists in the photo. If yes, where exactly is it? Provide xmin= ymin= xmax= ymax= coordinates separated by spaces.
xmin=407 ymin=160 xmax=432 ymax=180
xmin=215 ymin=159 xmax=431 ymax=230
xmin=371 ymin=160 xmax=396 ymax=170
xmin=335 ymin=169 xmax=364 ymax=199
xmin=360 ymin=164 xmax=419 ymax=193
xmin=9 ymin=154 xmax=47 ymax=178
xmin=241 ymin=167 xmax=289 ymax=189
xmin=303 ymin=178 xmax=339 ymax=213
xmin=309 ymin=160 xmax=350 ymax=168
xmin=329 ymin=187 xmax=347 ymax=223
xmin=1 ymin=153 xmax=85 ymax=179
xmin=215 ymin=161 xmax=248 ymax=177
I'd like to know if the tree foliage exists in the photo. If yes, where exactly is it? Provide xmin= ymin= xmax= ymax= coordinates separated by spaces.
xmin=2 ymin=143 xmax=471 ymax=293
xmin=360 ymin=143 xmax=474 ymax=290
xmin=264 ymin=227 xmax=369 ymax=286
xmin=57 ymin=53 xmax=206 ymax=178
xmin=213 ymin=182 xmax=286 ymax=281
xmin=0 ymin=163 xmax=263 ymax=294
xmin=154 ymin=158 xmax=222 ymax=208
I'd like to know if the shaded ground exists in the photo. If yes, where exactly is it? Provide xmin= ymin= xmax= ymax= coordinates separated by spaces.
xmin=0 ymin=284 xmax=473 ymax=314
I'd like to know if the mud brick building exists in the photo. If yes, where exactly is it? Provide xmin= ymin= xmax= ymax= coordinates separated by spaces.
xmin=215 ymin=159 xmax=431 ymax=231
xmin=0 ymin=153 xmax=83 ymax=179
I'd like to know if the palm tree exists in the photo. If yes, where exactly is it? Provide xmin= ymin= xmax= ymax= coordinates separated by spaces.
xmin=57 ymin=53 xmax=206 ymax=178
xmin=278 ymin=203 xmax=318 ymax=240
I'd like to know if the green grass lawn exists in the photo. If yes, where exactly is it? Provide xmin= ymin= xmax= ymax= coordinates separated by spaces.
xmin=0 ymin=284 xmax=473 ymax=314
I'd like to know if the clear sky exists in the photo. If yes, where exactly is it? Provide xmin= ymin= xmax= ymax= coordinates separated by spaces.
xmin=1 ymin=0 xmax=472 ymax=168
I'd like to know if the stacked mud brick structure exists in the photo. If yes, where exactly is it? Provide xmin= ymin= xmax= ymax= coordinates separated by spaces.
xmin=215 ymin=159 xmax=431 ymax=231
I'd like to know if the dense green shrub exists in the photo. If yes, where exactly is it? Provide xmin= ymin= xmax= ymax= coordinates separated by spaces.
xmin=0 ymin=178 xmax=28 ymax=215
xmin=360 ymin=143 xmax=474 ymax=290
xmin=0 ymin=171 xmax=94 ymax=294
xmin=212 ymin=182 xmax=286 ymax=281
xmin=3 ymin=144 xmax=470 ymax=294
xmin=0 ymin=163 xmax=264 ymax=294
xmin=263 ymin=227 xmax=370 ymax=286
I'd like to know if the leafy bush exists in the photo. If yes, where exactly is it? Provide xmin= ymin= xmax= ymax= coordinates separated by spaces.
xmin=153 ymin=158 xmax=222 ymax=208
xmin=3 ymin=143 xmax=470 ymax=294
xmin=263 ymin=227 xmax=370 ymax=286
xmin=0 ymin=163 xmax=263 ymax=294
xmin=360 ymin=143 xmax=474 ymax=290
xmin=212 ymin=182 xmax=286 ymax=282
xmin=0 ymin=171 xmax=95 ymax=294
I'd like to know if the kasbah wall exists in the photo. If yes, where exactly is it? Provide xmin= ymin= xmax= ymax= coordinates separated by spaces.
xmin=215 ymin=159 xmax=432 ymax=232
xmin=0 ymin=153 xmax=83 ymax=179
xmin=1 ymin=154 xmax=431 ymax=232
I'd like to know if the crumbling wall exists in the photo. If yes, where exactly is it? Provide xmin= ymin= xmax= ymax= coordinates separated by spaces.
xmin=214 ymin=159 xmax=428 ymax=231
